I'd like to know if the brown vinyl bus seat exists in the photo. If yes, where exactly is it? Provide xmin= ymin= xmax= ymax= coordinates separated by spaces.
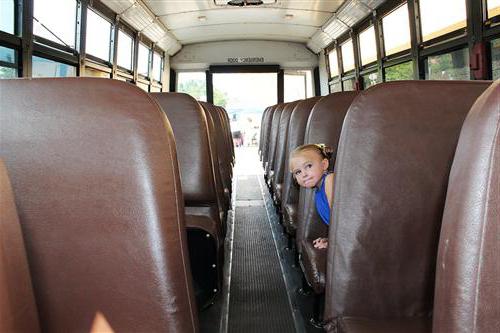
xmin=0 ymin=160 xmax=41 ymax=333
xmin=0 ymin=78 xmax=198 ymax=332
xmin=433 ymin=81 xmax=499 ymax=333
xmin=151 ymin=92 xmax=224 ymax=308
xmin=262 ymin=104 xmax=279 ymax=170
xmin=265 ymin=103 xmax=286 ymax=184
xmin=281 ymin=97 xmax=321 ymax=235
xmin=200 ymin=101 xmax=231 ymax=215
xmin=211 ymin=105 xmax=234 ymax=182
xmin=209 ymin=103 xmax=233 ymax=200
xmin=296 ymin=92 xmax=358 ymax=295
xmin=323 ymin=80 xmax=492 ymax=333
xmin=271 ymin=100 xmax=300 ymax=206
xmin=259 ymin=106 xmax=271 ymax=160
xmin=217 ymin=106 xmax=235 ymax=167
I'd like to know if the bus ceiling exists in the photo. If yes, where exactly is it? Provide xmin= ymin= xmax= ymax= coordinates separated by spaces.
xmin=101 ymin=0 xmax=385 ymax=55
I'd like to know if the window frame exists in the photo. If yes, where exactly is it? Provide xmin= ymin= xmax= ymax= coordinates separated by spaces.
xmin=31 ymin=53 xmax=77 ymax=77
xmin=84 ymin=7 xmax=114 ymax=65
xmin=358 ymin=24 xmax=378 ymax=68
xmin=340 ymin=37 xmax=356 ymax=74
xmin=116 ymin=28 xmax=134 ymax=73
xmin=326 ymin=45 xmax=340 ymax=80
xmin=423 ymin=45 xmax=471 ymax=80
xmin=32 ymin=0 xmax=79 ymax=51
xmin=380 ymin=2 xmax=412 ymax=59
xmin=137 ymin=41 xmax=151 ymax=79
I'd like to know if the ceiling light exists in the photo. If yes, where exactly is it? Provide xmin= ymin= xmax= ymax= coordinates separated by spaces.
xmin=284 ymin=14 xmax=294 ymax=20
xmin=227 ymin=0 xmax=264 ymax=6
xmin=198 ymin=15 xmax=207 ymax=21
xmin=246 ymin=0 xmax=264 ymax=5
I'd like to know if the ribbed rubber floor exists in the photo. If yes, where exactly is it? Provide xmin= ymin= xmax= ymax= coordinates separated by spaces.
xmin=228 ymin=175 xmax=296 ymax=333
xmin=235 ymin=176 xmax=264 ymax=200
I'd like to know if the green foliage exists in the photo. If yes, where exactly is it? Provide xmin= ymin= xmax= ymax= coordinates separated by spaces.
xmin=213 ymin=88 xmax=228 ymax=108
xmin=385 ymin=61 xmax=414 ymax=81
xmin=178 ymin=79 xmax=206 ymax=100
xmin=426 ymin=49 xmax=469 ymax=80
xmin=0 ymin=66 xmax=17 ymax=79
xmin=178 ymin=79 xmax=228 ymax=107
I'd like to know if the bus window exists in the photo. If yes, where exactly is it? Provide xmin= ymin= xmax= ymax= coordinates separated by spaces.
xmin=342 ymin=77 xmax=355 ymax=91
xmin=362 ymin=72 xmax=380 ymax=89
xmin=385 ymin=61 xmax=413 ymax=81
xmin=33 ymin=0 xmax=77 ymax=49
xmin=424 ymin=48 xmax=470 ymax=80
xmin=284 ymin=70 xmax=312 ymax=102
xmin=359 ymin=26 xmax=377 ymax=67
xmin=492 ymin=38 xmax=500 ymax=80
xmin=177 ymin=72 xmax=207 ymax=101
xmin=136 ymin=80 xmax=149 ymax=92
xmin=419 ymin=0 xmax=466 ymax=42
xmin=83 ymin=66 xmax=111 ymax=78
xmin=86 ymin=9 xmax=113 ymax=62
xmin=0 ymin=0 xmax=14 ymax=34
xmin=0 ymin=46 xmax=17 ymax=79
xmin=137 ymin=43 xmax=150 ymax=77
xmin=32 ymin=56 xmax=76 ymax=78
xmin=382 ymin=3 xmax=411 ymax=56
xmin=150 ymin=85 xmax=162 ymax=93
xmin=328 ymin=49 xmax=339 ymax=78
xmin=341 ymin=39 xmax=355 ymax=73
xmin=329 ymin=80 xmax=341 ymax=93
xmin=152 ymin=52 xmax=163 ymax=83
xmin=117 ymin=30 xmax=133 ymax=71
xmin=487 ymin=0 xmax=500 ymax=20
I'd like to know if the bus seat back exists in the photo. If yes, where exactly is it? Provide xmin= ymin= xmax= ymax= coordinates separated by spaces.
xmin=433 ymin=81 xmax=500 ymax=333
xmin=0 ymin=78 xmax=198 ymax=332
xmin=324 ymin=80 xmax=492 ymax=324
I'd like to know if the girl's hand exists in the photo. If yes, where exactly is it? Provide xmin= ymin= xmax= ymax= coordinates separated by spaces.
xmin=313 ymin=237 xmax=328 ymax=249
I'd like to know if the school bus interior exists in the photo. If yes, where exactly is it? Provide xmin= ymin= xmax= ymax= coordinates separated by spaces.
xmin=0 ymin=0 xmax=499 ymax=332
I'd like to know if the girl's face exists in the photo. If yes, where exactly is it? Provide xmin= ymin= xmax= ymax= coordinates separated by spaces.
xmin=290 ymin=149 xmax=329 ymax=188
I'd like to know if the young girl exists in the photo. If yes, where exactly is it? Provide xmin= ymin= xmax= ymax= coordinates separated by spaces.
xmin=289 ymin=144 xmax=334 ymax=249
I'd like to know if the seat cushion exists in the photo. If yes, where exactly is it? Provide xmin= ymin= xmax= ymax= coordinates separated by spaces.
xmin=185 ymin=213 xmax=222 ymax=249
xmin=300 ymin=241 xmax=327 ymax=294
xmin=283 ymin=203 xmax=297 ymax=235
xmin=274 ymin=183 xmax=283 ymax=204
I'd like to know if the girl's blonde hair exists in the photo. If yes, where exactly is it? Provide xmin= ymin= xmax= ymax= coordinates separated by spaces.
xmin=289 ymin=143 xmax=333 ymax=171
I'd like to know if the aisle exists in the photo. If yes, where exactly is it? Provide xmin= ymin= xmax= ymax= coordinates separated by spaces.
xmin=225 ymin=147 xmax=296 ymax=332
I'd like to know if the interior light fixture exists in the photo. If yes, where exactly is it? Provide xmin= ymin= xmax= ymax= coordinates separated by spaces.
xmin=284 ymin=14 xmax=294 ymax=20
xmin=227 ymin=0 xmax=264 ymax=6
xmin=227 ymin=0 xmax=242 ymax=5
xmin=245 ymin=0 xmax=264 ymax=5
xmin=198 ymin=15 xmax=207 ymax=21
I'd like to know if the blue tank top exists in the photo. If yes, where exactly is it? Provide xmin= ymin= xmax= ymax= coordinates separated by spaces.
xmin=315 ymin=173 xmax=330 ymax=226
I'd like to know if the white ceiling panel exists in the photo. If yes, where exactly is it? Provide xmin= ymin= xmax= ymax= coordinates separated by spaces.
xmin=142 ymin=21 xmax=167 ymax=41
xmin=146 ymin=0 xmax=214 ymax=16
xmin=174 ymin=23 xmax=316 ymax=44
xmin=121 ymin=4 xmax=155 ymax=31
xmin=307 ymin=30 xmax=334 ymax=53
xmin=181 ymin=33 xmax=308 ymax=45
xmin=279 ymin=0 xmax=344 ymax=12
xmin=162 ymin=8 xmax=329 ymax=30
xmin=323 ymin=17 xmax=348 ymax=39
xmin=102 ymin=0 xmax=135 ymax=15
xmin=99 ymin=0 xmax=386 ymax=55
xmin=364 ymin=0 xmax=387 ymax=10
xmin=338 ymin=0 xmax=372 ymax=27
